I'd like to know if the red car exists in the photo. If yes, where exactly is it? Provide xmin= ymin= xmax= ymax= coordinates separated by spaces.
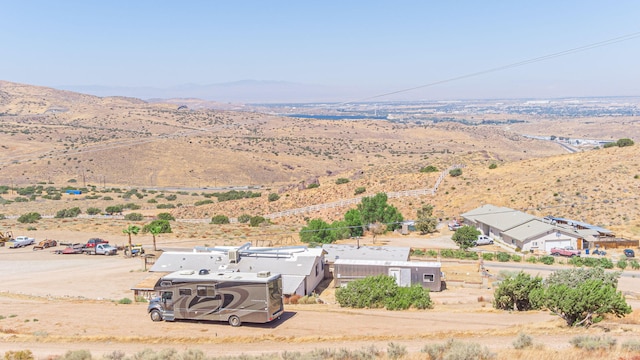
xmin=85 ymin=238 xmax=108 ymax=248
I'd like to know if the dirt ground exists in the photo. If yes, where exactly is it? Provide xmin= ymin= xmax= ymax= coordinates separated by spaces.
xmin=1 ymin=231 xmax=640 ymax=359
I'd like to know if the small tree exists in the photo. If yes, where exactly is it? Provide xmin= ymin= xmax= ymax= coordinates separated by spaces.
xmin=17 ymin=212 xmax=41 ymax=224
xmin=357 ymin=193 xmax=403 ymax=232
xmin=124 ymin=212 xmax=144 ymax=221
xmin=493 ymin=272 xmax=543 ymax=311
xmin=122 ymin=225 xmax=140 ymax=257
xmin=415 ymin=204 xmax=437 ymax=234
xmin=300 ymin=218 xmax=333 ymax=244
xmin=157 ymin=212 xmax=175 ymax=221
xmin=344 ymin=208 xmax=363 ymax=237
xmin=617 ymin=138 xmax=634 ymax=147
xmin=210 ymin=215 xmax=230 ymax=224
xmin=451 ymin=225 xmax=480 ymax=250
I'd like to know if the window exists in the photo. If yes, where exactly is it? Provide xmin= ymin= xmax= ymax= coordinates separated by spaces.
xmin=161 ymin=291 xmax=173 ymax=300
xmin=197 ymin=285 xmax=216 ymax=297
xmin=179 ymin=288 xmax=191 ymax=296
xmin=423 ymin=274 xmax=434 ymax=282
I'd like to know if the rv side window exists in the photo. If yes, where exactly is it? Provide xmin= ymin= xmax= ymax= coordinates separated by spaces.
xmin=162 ymin=291 xmax=173 ymax=300
xmin=179 ymin=288 xmax=191 ymax=296
xmin=423 ymin=274 xmax=435 ymax=282
xmin=160 ymin=281 xmax=172 ymax=287
xmin=196 ymin=285 xmax=216 ymax=297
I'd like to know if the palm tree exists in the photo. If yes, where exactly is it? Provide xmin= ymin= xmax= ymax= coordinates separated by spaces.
xmin=149 ymin=225 xmax=162 ymax=252
xmin=122 ymin=225 xmax=140 ymax=257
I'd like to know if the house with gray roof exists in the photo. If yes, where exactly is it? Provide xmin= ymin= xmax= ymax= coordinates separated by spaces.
xmin=461 ymin=204 xmax=536 ymax=239
xmin=322 ymin=244 xmax=410 ymax=263
xmin=500 ymin=218 xmax=598 ymax=252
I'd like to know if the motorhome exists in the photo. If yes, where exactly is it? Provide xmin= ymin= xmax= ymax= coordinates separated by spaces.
xmin=147 ymin=269 xmax=284 ymax=327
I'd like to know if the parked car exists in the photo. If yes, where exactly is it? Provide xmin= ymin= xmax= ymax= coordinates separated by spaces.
xmin=7 ymin=236 xmax=36 ymax=248
xmin=33 ymin=239 xmax=58 ymax=250
xmin=474 ymin=235 xmax=494 ymax=246
xmin=448 ymin=221 xmax=462 ymax=231
xmin=550 ymin=246 xmax=581 ymax=257
xmin=624 ymin=249 xmax=635 ymax=258
xmin=86 ymin=238 xmax=108 ymax=248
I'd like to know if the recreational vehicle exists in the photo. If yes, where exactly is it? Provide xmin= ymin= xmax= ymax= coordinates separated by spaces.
xmin=147 ymin=269 xmax=284 ymax=326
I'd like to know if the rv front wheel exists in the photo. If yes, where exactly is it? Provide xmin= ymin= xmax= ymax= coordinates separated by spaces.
xmin=150 ymin=309 xmax=163 ymax=322
xmin=228 ymin=315 xmax=241 ymax=327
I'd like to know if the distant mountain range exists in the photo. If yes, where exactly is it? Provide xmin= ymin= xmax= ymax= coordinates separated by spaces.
xmin=57 ymin=80 xmax=359 ymax=103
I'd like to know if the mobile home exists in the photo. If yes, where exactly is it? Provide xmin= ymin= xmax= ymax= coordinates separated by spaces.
xmin=147 ymin=269 xmax=284 ymax=326
xmin=333 ymin=259 xmax=445 ymax=292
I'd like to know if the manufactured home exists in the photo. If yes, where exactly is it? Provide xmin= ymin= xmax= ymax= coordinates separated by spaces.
xmin=147 ymin=269 xmax=284 ymax=327
xmin=333 ymin=259 xmax=445 ymax=292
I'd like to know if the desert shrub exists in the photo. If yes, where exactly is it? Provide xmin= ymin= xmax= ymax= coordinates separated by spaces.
xmin=117 ymin=298 xmax=132 ymax=304
xmin=0 ymin=214 xmax=5 ymax=220
xmin=513 ymin=332 xmax=534 ymax=349
xmin=629 ymin=259 xmax=640 ymax=270
xmin=449 ymin=168 xmax=462 ymax=177
xmin=237 ymin=214 xmax=252 ymax=223
xmin=55 ymin=207 xmax=82 ymax=218
xmin=419 ymin=165 xmax=438 ymax=173
xmin=104 ymin=205 xmax=124 ymax=214
xmin=335 ymin=275 xmax=432 ymax=310
xmin=426 ymin=249 xmax=438 ymax=257
xmin=124 ymin=212 xmax=144 ymax=221
xmin=617 ymin=259 xmax=628 ymax=270
xmin=526 ymin=256 xmax=538 ymax=263
xmin=86 ymin=207 xmax=101 ymax=215
xmin=386 ymin=342 xmax=407 ymax=359
xmin=194 ymin=199 xmax=214 ymax=206
xmin=102 ymin=196 xmax=113 ymax=201
xmin=412 ymin=249 xmax=426 ymax=256
xmin=211 ymin=215 xmax=230 ymax=224
xmin=354 ymin=186 xmax=366 ymax=195
xmin=211 ymin=190 xmax=261 ymax=201
xmin=307 ymin=183 xmax=319 ymax=189
xmin=156 ymin=204 xmax=175 ymax=209
xmin=496 ymin=252 xmax=511 ymax=262
xmin=3 ymin=350 xmax=34 ymax=360
xmin=335 ymin=178 xmax=350 ymax=185
xmin=268 ymin=193 xmax=280 ymax=202
xmin=488 ymin=163 xmax=498 ymax=169
xmin=134 ymin=296 xmax=148 ymax=303
xmin=569 ymin=335 xmax=617 ymax=350
xmin=621 ymin=339 xmax=640 ymax=352
xmin=482 ymin=252 xmax=494 ymax=261
xmin=59 ymin=350 xmax=92 ymax=360
xmin=539 ymin=255 xmax=555 ymax=265
xmin=249 ymin=216 xmax=268 ymax=227
xmin=165 ymin=194 xmax=177 ymax=201
xmin=421 ymin=339 xmax=494 ymax=360
xmin=102 ymin=350 xmax=126 ymax=360
xmin=17 ymin=212 xmax=41 ymax=224
xmin=511 ymin=254 xmax=522 ymax=262
xmin=13 ymin=197 xmax=28 ymax=203
xmin=157 ymin=212 xmax=175 ymax=221
xmin=147 ymin=199 xmax=157 ymax=204
xmin=617 ymin=138 xmax=635 ymax=147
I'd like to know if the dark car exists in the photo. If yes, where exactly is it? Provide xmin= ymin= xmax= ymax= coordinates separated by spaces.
xmin=86 ymin=238 xmax=108 ymax=248
xmin=624 ymin=249 xmax=635 ymax=258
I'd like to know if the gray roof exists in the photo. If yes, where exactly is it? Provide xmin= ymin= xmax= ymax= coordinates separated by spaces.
xmin=334 ymin=259 xmax=441 ymax=268
xmin=462 ymin=205 xmax=535 ymax=232
xmin=502 ymin=219 xmax=599 ymax=242
xmin=322 ymin=244 xmax=410 ymax=263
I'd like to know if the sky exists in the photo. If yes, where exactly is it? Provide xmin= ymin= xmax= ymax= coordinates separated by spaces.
xmin=2 ymin=1 xmax=640 ymax=102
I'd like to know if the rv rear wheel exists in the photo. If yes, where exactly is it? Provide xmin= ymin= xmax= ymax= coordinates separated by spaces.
xmin=228 ymin=315 xmax=241 ymax=327
xmin=150 ymin=309 xmax=163 ymax=322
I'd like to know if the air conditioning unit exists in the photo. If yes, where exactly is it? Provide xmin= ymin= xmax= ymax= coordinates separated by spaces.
xmin=257 ymin=271 xmax=271 ymax=278
xmin=228 ymin=249 xmax=240 ymax=263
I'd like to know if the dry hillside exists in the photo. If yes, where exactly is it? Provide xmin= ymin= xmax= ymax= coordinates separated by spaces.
xmin=1 ymin=81 xmax=640 ymax=238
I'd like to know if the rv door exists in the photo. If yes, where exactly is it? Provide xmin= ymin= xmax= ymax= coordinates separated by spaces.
xmin=161 ymin=291 xmax=174 ymax=311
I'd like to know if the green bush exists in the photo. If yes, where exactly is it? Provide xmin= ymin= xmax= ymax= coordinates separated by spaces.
xmin=335 ymin=178 xmax=350 ymax=184
xmin=268 ymin=193 xmax=280 ymax=202
xmin=496 ymin=252 xmax=511 ymax=262
xmin=335 ymin=275 xmax=432 ymax=310
xmin=157 ymin=212 xmax=175 ymax=221
xmin=354 ymin=186 xmax=366 ymax=195
xmin=55 ymin=207 xmax=82 ymax=218
xmin=117 ymin=298 xmax=132 ymax=304
xmin=482 ymin=252 xmax=494 ymax=261
xmin=194 ymin=199 xmax=214 ymax=206
xmin=307 ymin=183 xmax=319 ymax=189
xmin=617 ymin=259 xmax=628 ymax=270
xmin=511 ymin=255 xmax=522 ymax=262
xmin=237 ymin=214 xmax=252 ymax=223
xmin=17 ymin=212 xmax=41 ymax=224
xmin=419 ymin=165 xmax=438 ymax=173
xmin=211 ymin=214 xmax=230 ymax=224
xmin=124 ymin=212 xmax=144 ymax=221
xmin=104 ymin=205 xmax=124 ymax=214
xmin=539 ymin=255 xmax=555 ymax=265
xmin=629 ymin=259 xmax=640 ymax=270
xmin=526 ymin=256 xmax=538 ymax=263
xmin=156 ymin=204 xmax=175 ymax=209
xmin=86 ymin=207 xmax=101 ymax=215
xmin=250 ymin=216 xmax=268 ymax=227
xmin=488 ymin=163 xmax=498 ymax=169
xmin=3 ymin=350 xmax=34 ymax=360
xmin=449 ymin=168 xmax=462 ymax=177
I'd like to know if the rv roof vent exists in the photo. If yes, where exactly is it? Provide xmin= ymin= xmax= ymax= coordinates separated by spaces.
xmin=179 ymin=270 xmax=195 ymax=275
xmin=257 ymin=270 xmax=271 ymax=278
xmin=199 ymin=269 xmax=210 ymax=275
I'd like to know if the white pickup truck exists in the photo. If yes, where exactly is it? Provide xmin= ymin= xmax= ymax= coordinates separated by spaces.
xmin=8 ymin=236 xmax=36 ymax=248
xmin=83 ymin=243 xmax=118 ymax=255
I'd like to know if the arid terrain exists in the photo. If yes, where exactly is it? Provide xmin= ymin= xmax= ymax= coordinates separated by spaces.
xmin=1 ymin=81 xmax=640 ymax=359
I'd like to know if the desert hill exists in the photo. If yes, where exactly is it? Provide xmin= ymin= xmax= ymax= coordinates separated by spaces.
xmin=1 ymin=81 xmax=639 ymax=238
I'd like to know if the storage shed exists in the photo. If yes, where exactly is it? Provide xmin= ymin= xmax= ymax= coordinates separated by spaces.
xmin=333 ymin=259 xmax=444 ymax=292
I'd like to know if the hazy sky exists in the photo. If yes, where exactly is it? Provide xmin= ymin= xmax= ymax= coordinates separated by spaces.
xmin=2 ymin=1 xmax=640 ymax=101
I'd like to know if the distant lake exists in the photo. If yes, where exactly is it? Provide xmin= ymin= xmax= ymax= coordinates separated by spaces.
xmin=285 ymin=114 xmax=387 ymax=120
